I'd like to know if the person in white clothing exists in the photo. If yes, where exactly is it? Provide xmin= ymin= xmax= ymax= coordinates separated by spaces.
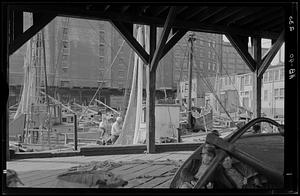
xmin=109 ymin=117 xmax=123 ymax=144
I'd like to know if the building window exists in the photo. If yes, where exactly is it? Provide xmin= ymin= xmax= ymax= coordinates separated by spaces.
xmin=62 ymin=67 xmax=68 ymax=73
xmin=274 ymin=88 xmax=281 ymax=100
xmin=199 ymin=49 xmax=204 ymax=57
xmin=62 ymin=55 xmax=68 ymax=61
xmin=208 ymin=62 xmax=211 ymax=70
xmin=99 ymin=44 xmax=105 ymax=57
xmin=225 ymin=77 xmax=228 ymax=85
xmin=269 ymin=70 xmax=274 ymax=82
xmin=263 ymin=71 xmax=268 ymax=83
xmin=264 ymin=90 xmax=268 ymax=101
xmin=279 ymin=68 xmax=284 ymax=80
xmin=99 ymin=57 xmax=104 ymax=65
xmin=60 ymin=80 xmax=70 ymax=87
xmin=200 ymin=61 xmax=204 ymax=69
xmin=274 ymin=69 xmax=279 ymax=81
xmin=279 ymin=88 xmax=284 ymax=99
xmin=99 ymin=31 xmax=105 ymax=42
xmin=208 ymin=51 xmax=211 ymax=58
xmin=212 ymin=52 xmax=216 ymax=59
xmin=213 ymin=63 xmax=216 ymax=71
xmin=98 ymin=22 xmax=104 ymax=29
xmin=118 ymin=70 xmax=125 ymax=78
xmin=245 ymin=75 xmax=249 ymax=85
xmin=274 ymin=89 xmax=279 ymax=100
xmin=62 ymin=27 xmax=68 ymax=40
xmin=212 ymin=40 xmax=216 ymax=48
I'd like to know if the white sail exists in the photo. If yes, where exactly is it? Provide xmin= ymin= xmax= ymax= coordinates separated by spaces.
xmin=115 ymin=25 xmax=145 ymax=145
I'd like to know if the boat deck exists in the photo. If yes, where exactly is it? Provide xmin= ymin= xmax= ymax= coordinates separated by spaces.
xmin=7 ymin=151 xmax=193 ymax=188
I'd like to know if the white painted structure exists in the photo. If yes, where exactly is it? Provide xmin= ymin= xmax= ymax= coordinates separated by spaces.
xmin=218 ymin=64 xmax=284 ymax=119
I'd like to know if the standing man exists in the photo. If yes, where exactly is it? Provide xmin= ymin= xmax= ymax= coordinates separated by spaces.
xmin=109 ymin=117 xmax=123 ymax=144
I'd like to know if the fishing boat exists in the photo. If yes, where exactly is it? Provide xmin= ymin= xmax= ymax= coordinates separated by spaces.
xmin=169 ymin=117 xmax=284 ymax=189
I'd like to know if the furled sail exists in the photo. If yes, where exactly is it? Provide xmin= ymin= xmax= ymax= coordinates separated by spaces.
xmin=114 ymin=26 xmax=146 ymax=145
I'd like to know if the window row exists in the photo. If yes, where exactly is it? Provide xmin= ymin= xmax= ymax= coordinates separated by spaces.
xmin=263 ymin=68 xmax=284 ymax=83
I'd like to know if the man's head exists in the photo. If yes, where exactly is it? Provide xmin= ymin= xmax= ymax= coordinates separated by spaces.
xmin=222 ymin=156 xmax=233 ymax=169
xmin=116 ymin=117 xmax=122 ymax=123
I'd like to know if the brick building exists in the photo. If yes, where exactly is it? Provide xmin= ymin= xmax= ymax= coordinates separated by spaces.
xmin=9 ymin=16 xmax=258 ymax=109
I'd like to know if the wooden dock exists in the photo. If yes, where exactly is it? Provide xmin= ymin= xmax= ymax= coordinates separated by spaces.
xmin=7 ymin=151 xmax=193 ymax=188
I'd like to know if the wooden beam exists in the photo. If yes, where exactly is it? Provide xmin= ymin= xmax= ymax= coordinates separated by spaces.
xmin=252 ymin=37 xmax=262 ymax=119
xmin=146 ymin=25 xmax=157 ymax=153
xmin=110 ymin=20 xmax=149 ymax=64
xmin=9 ymin=13 xmax=55 ymax=55
xmin=160 ymin=29 xmax=187 ymax=60
xmin=258 ymin=30 xmax=285 ymax=78
xmin=150 ymin=6 xmax=177 ymax=72
xmin=226 ymin=33 xmax=256 ymax=72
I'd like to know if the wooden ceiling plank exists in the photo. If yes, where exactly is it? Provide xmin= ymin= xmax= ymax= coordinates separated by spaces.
xmin=176 ymin=6 xmax=188 ymax=15
xmin=181 ymin=6 xmax=208 ymax=20
xmin=211 ymin=7 xmax=244 ymax=24
xmin=250 ymin=14 xmax=284 ymax=29
xmin=121 ymin=6 xmax=130 ymax=13
xmin=197 ymin=7 xmax=227 ymax=23
xmin=238 ymin=8 xmax=281 ymax=26
xmin=104 ymin=5 xmax=111 ymax=12
xmin=151 ymin=6 xmax=169 ymax=17
xmin=229 ymin=7 xmax=265 ymax=25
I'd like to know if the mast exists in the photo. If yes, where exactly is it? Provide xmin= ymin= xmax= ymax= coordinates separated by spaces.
xmin=41 ymin=29 xmax=51 ymax=146
xmin=187 ymin=33 xmax=195 ymax=128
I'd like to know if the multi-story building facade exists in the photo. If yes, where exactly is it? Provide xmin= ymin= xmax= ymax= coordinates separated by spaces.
xmin=216 ymin=59 xmax=284 ymax=119
xmin=10 ymin=16 xmax=276 ymax=111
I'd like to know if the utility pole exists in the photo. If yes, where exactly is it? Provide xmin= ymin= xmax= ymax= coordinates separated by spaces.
xmin=187 ymin=33 xmax=195 ymax=128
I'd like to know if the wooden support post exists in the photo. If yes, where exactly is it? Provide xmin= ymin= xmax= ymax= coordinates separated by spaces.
xmin=252 ymin=37 xmax=262 ymax=119
xmin=74 ymin=114 xmax=78 ymax=151
xmin=146 ymin=25 xmax=157 ymax=153
xmin=187 ymin=33 xmax=195 ymax=128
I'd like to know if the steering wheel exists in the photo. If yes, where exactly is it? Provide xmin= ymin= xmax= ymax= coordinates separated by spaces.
xmin=170 ymin=117 xmax=284 ymax=189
